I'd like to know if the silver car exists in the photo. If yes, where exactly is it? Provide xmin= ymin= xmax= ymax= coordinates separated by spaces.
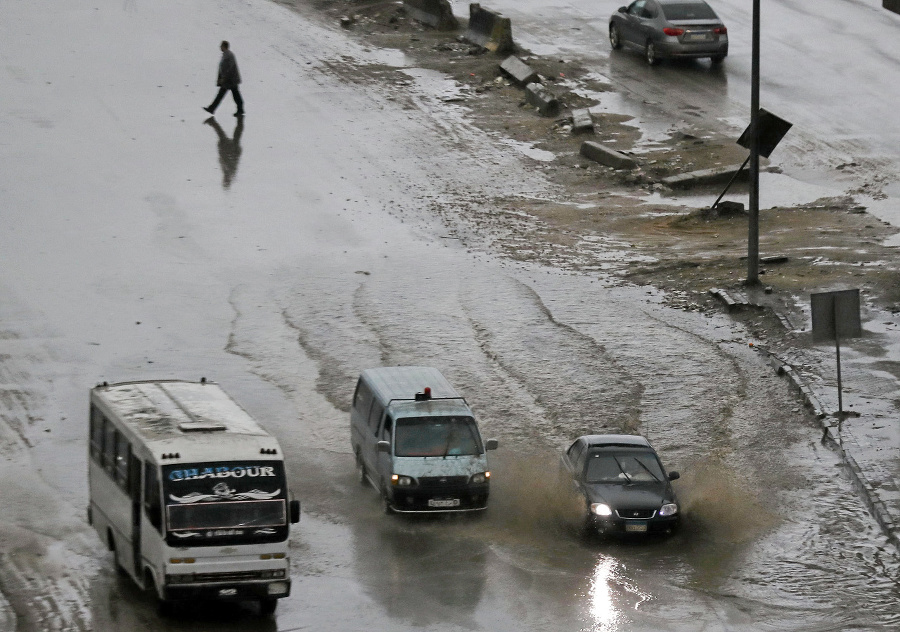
xmin=609 ymin=0 xmax=728 ymax=65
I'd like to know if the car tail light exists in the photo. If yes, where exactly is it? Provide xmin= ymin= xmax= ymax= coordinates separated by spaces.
xmin=714 ymin=26 xmax=727 ymax=34
xmin=663 ymin=27 xmax=685 ymax=36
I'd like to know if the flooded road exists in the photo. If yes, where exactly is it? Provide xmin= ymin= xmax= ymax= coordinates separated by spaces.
xmin=1 ymin=0 xmax=900 ymax=630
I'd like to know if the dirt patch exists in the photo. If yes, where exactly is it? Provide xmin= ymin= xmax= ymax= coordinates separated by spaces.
xmin=278 ymin=0 xmax=900 ymax=346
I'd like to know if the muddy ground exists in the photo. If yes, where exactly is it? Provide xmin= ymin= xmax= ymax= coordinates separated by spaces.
xmin=277 ymin=0 xmax=900 ymax=361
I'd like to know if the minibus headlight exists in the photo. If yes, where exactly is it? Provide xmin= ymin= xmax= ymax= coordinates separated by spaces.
xmin=470 ymin=472 xmax=490 ymax=484
xmin=267 ymin=581 xmax=289 ymax=595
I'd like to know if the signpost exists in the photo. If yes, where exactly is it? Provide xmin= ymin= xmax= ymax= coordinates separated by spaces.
xmin=810 ymin=289 xmax=862 ymax=417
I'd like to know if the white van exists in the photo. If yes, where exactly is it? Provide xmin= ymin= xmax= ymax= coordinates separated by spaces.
xmin=350 ymin=367 xmax=498 ymax=513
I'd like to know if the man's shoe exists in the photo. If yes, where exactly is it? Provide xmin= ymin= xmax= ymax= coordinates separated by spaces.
xmin=203 ymin=106 xmax=214 ymax=114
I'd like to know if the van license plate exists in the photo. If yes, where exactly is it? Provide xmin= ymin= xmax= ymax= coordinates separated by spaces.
xmin=625 ymin=522 xmax=648 ymax=533
xmin=218 ymin=588 xmax=238 ymax=597
xmin=429 ymin=498 xmax=460 ymax=508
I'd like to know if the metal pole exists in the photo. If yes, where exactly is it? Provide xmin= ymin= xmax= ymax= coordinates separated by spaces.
xmin=747 ymin=0 xmax=760 ymax=285
xmin=834 ymin=302 xmax=844 ymax=416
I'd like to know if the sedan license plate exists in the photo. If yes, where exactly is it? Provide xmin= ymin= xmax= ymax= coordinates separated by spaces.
xmin=428 ymin=498 xmax=461 ymax=508
xmin=625 ymin=521 xmax=648 ymax=533
xmin=685 ymin=31 xmax=711 ymax=42
xmin=218 ymin=587 xmax=238 ymax=597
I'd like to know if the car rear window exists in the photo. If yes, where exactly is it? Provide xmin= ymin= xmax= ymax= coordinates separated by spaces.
xmin=661 ymin=2 xmax=718 ymax=20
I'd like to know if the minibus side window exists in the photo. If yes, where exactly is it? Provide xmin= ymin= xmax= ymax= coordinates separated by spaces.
xmin=102 ymin=422 xmax=117 ymax=475
xmin=143 ymin=463 xmax=162 ymax=532
xmin=114 ymin=433 xmax=130 ymax=489
xmin=89 ymin=406 xmax=104 ymax=463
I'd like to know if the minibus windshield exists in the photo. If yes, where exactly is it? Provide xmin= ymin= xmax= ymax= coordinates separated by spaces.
xmin=162 ymin=461 xmax=288 ymax=543
xmin=394 ymin=416 xmax=483 ymax=457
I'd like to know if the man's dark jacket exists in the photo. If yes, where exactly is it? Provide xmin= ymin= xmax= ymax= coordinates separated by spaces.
xmin=217 ymin=50 xmax=241 ymax=89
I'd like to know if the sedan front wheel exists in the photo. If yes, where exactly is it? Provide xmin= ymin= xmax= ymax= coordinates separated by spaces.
xmin=609 ymin=24 xmax=622 ymax=50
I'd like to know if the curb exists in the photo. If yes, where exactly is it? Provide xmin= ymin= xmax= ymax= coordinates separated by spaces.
xmin=710 ymin=288 xmax=900 ymax=550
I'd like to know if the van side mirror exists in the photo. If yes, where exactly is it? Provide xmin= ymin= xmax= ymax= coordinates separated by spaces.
xmin=668 ymin=471 xmax=680 ymax=481
xmin=618 ymin=6 xmax=627 ymax=13
xmin=377 ymin=440 xmax=391 ymax=454
xmin=485 ymin=439 xmax=498 ymax=451
xmin=289 ymin=499 xmax=301 ymax=523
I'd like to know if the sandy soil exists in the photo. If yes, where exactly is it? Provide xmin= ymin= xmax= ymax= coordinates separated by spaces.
xmin=277 ymin=0 xmax=900 ymax=361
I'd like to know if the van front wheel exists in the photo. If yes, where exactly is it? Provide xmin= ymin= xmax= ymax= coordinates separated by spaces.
xmin=355 ymin=453 xmax=368 ymax=487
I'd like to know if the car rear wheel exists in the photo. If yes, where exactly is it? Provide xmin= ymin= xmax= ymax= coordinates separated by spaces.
xmin=645 ymin=40 xmax=660 ymax=66
xmin=609 ymin=24 xmax=622 ymax=50
xmin=710 ymin=54 xmax=725 ymax=64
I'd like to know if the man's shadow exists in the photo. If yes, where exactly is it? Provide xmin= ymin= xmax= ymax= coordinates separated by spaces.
xmin=204 ymin=116 xmax=243 ymax=189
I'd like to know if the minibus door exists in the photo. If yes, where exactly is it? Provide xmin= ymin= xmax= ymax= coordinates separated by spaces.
xmin=128 ymin=453 xmax=142 ymax=579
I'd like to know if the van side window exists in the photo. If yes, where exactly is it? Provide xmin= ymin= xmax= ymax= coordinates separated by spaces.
xmin=143 ymin=462 xmax=162 ymax=532
xmin=381 ymin=416 xmax=393 ymax=443
xmin=368 ymin=401 xmax=384 ymax=435
xmin=89 ymin=405 xmax=104 ymax=463
xmin=102 ymin=421 xmax=117 ymax=474
xmin=354 ymin=381 xmax=372 ymax=419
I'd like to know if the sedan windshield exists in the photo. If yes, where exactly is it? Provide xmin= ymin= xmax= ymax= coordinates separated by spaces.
xmin=394 ymin=416 xmax=483 ymax=457
xmin=661 ymin=2 xmax=718 ymax=20
xmin=585 ymin=451 xmax=665 ymax=483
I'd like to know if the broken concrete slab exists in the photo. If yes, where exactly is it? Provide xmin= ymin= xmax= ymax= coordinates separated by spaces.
xmin=525 ymin=82 xmax=559 ymax=117
xmin=661 ymin=164 xmax=748 ymax=189
xmin=403 ymin=0 xmax=459 ymax=30
xmin=579 ymin=141 xmax=637 ymax=170
xmin=499 ymin=56 xmax=538 ymax=86
xmin=571 ymin=108 xmax=594 ymax=134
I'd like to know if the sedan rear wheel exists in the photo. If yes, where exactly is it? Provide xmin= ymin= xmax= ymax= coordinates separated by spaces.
xmin=645 ymin=40 xmax=660 ymax=66
xmin=609 ymin=24 xmax=622 ymax=50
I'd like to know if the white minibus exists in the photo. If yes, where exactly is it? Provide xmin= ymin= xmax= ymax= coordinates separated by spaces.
xmin=87 ymin=379 xmax=300 ymax=615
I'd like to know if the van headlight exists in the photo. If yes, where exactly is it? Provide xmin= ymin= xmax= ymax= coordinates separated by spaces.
xmin=391 ymin=474 xmax=414 ymax=486
xmin=470 ymin=472 xmax=490 ymax=484
xmin=659 ymin=503 xmax=678 ymax=517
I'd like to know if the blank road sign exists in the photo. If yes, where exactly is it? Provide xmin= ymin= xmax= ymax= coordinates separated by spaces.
xmin=811 ymin=289 xmax=862 ymax=342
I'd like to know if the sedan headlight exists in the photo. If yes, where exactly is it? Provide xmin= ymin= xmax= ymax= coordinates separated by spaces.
xmin=590 ymin=503 xmax=613 ymax=517
xmin=659 ymin=503 xmax=678 ymax=517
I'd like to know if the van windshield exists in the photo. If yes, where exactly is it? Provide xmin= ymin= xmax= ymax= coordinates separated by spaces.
xmin=394 ymin=416 xmax=483 ymax=457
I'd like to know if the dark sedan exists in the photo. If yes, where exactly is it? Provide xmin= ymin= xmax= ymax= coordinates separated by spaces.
xmin=609 ymin=0 xmax=728 ymax=65
xmin=560 ymin=434 xmax=681 ymax=536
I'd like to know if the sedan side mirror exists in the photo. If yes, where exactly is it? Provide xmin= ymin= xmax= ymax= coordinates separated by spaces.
xmin=668 ymin=471 xmax=680 ymax=481
xmin=485 ymin=438 xmax=499 ymax=451
xmin=377 ymin=440 xmax=391 ymax=453
xmin=289 ymin=499 xmax=301 ymax=524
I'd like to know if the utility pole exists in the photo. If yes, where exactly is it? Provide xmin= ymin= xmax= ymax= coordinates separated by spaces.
xmin=747 ymin=0 xmax=760 ymax=285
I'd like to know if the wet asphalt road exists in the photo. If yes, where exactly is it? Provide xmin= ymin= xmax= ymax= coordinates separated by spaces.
xmin=2 ymin=0 xmax=900 ymax=630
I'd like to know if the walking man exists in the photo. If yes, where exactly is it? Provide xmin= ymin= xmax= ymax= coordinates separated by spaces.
xmin=204 ymin=41 xmax=244 ymax=117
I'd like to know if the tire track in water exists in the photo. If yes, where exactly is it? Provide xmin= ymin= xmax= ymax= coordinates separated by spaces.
xmin=460 ymin=276 xmax=643 ymax=445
